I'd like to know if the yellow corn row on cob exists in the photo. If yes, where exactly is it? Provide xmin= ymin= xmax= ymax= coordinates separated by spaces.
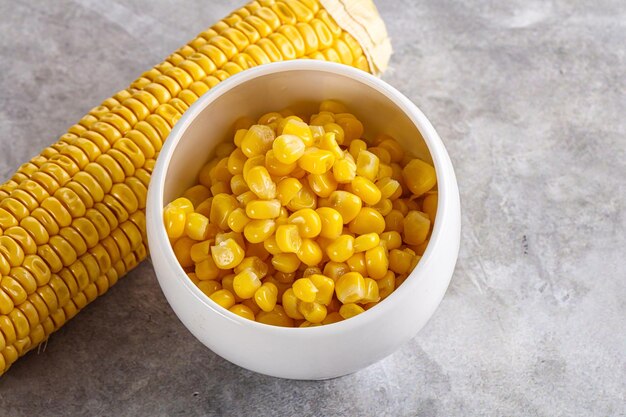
xmin=0 ymin=0 xmax=388 ymax=375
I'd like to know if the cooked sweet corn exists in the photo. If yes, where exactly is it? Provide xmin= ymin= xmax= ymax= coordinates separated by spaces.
xmin=167 ymin=99 xmax=437 ymax=330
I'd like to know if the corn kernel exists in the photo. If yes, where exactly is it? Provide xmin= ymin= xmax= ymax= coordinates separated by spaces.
xmin=254 ymin=282 xmax=278 ymax=312
xmin=353 ymin=233 xmax=380 ymax=252
xmin=392 ymin=199 xmax=409 ymax=216
xmin=197 ymin=280 xmax=221 ymax=297
xmin=215 ymin=231 xmax=246 ymax=249
xmin=308 ymin=171 xmax=338 ymax=198
xmin=233 ymin=269 xmax=262 ymax=299
xmin=230 ymin=174 xmax=249 ymax=195
xmin=323 ymin=122 xmax=345 ymax=144
xmin=211 ymin=238 xmax=245 ymax=269
xmin=348 ymin=207 xmax=386 ymax=236
xmin=378 ymin=138 xmax=404 ymax=163
xmin=190 ymin=240 xmax=212 ymax=263
xmin=327 ymin=191 xmax=361 ymax=223
xmin=209 ymin=193 xmax=239 ymax=230
xmin=389 ymin=249 xmax=413 ymax=274
xmin=184 ymin=212 xmax=209 ymax=240
xmin=368 ymin=146 xmax=391 ymax=164
xmin=326 ymin=234 xmax=355 ymax=263
xmin=365 ymin=246 xmax=388 ymax=280
xmin=210 ymin=157 xmax=233 ymax=183
xmin=372 ymin=198 xmax=393 ymax=216
xmin=210 ymin=289 xmax=236 ymax=309
xmin=346 ymin=252 xmax=367 ymax=276
xmin=281 ymin=119 xmax=314 ymax=146
xmin=195 ymin=198 xmax=213 ymax=218
xmin=271 ymin=253 xmax=301 ymax=273
xmin=173 ymin=237 xmax=194 ymax=268
xmin=351 ymin=176 xmax=381 ymax=205
xmin=306 ymin=274 xmax=334 ymax=305
xmin=210 ymin=181 xmax=231 ymax=196
xmin=227 ymin=207 xmax=251 ymax=233
xmin=292 ymin=278 xmax=318 ymax=303
xmin=228 ymin=148 xmax=247 ymax=175
xmin=403 ymin=159 xmax=437 ymax=197
xmin=323 ymin=261 xmax=350 ymax=280
xmin=378 ymin=271 xmax=395 ymax=299
xmin=199 ymin=159 xmax=218 ymax=187
xmin=297 ymin=238 xmax=323 ymax=266
xmin=234 ymin=256 xmax=268 ymax=279
xmin=298 ymin=301 xmax=327 ymax=323
xmin=183 ymin=185 xmax=212 ymax=208
xmin=243 ymin=219 xmax=276 ymax=243
xmin=376 ymin=177 xmax=401 ymax=200
xmin=240 ymin=124 xmax=275 ymax=157
xmin=163 ymin=206 xmax=186 ymax=239
xmin=384 ymin=210 xmax=405 ymax=233
xmin=318 ymin=132 xmax=343 ymax=158
xmin=348 ymin=139 xmax=367 ymax=160
xmin=256 ymin=306 xmax=294 ymax=327
xmin=258 ymin=112 xmax=282 ymax=125
xmin=377 ymin=164 xmax=394 ymax=181
xmin=273 ymin=134 xmax=306 ymax=164
xmin=233 ymin=129 xmax=248 ymax=148
xmin=246 ymin=199 xmax=281 ymax=220
xmin=356 ymin=150 xmax=379 ymax=181
xmin=288 ymin=208 xmax=321 ymax=238
xmin=229 ymin=304 xmax=255 ymax=320
xmin=422 ymin=193 xmax=438 ymax=222
xmin=265 ymin=150 xmax=297 ymax=176
xmin=286 ymin=183 xmax=317 ymax=211
xmin=380 ymin=231 xmax=402 ymax=250
xmin=337 ymin=117 xmax=364 ymax=143
xmin=236 ymin=191 xmax=257 ymax=207
xmin=195 ymin=256 xmax=220 ymax=280
xmin=335 ymin=271 xmax=365 ymax=303
xmin=403 ymin=211 xmax=430 ymax=245
xmin=315 ymin=207 xmax=343 ymax=239
xmin=281 ymin=288 xmax=304 ymax=319
xmin=298 ymin=147 xmax=335 ymax=175
xmin=331 ymin=157 xmax=356 ymax=184
xmin=263 ymin=235 xmax=282 ymax=255
xmin=339 ymin=303 xmax=365 ymax=319
xmin=276 ymin=177 xmax=303 ymax=206
xmin=276 ymin=224 xmax=302 ymax=253
xmin=322 ymin=312 xmax=343 ymax=324
xmin=246 ymin=166 xmax=276 ymax=199
xmin=320 ymin=99 xmax=347 ymax=113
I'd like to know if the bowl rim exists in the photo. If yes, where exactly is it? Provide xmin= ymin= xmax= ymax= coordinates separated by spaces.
xmin=147 ymin=60 xmax=453 ymax=335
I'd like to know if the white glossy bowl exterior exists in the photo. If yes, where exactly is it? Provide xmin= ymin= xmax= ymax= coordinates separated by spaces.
xmin=147 ymin=61 xmax=460 ymax=380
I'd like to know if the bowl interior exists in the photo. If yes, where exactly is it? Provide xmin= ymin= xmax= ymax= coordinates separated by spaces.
xmin=163 ymin=68 xmax=434 ymax=203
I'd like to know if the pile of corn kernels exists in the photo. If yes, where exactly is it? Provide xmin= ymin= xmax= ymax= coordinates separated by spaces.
xmin=163 ymin=100 xmax=437 ymax=327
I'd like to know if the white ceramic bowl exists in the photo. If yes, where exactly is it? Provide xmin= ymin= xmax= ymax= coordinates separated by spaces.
xmin=146 ymin=61 xmax=460 ymax=380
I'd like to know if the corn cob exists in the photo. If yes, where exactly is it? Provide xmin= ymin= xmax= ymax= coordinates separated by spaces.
xmin=0 ymin=0 xmax=390 ymax=375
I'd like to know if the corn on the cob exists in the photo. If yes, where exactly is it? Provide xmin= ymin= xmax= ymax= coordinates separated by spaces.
xmin=0 ymin=0 xmax=390 ymax=375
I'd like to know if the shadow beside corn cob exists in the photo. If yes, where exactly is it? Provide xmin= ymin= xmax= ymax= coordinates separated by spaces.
xmin=0 ymin=0 xmax=381 ymax=375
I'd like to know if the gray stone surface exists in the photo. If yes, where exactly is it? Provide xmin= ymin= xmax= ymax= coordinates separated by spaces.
xmin=0 ymin=0 xmax=624 ymax=415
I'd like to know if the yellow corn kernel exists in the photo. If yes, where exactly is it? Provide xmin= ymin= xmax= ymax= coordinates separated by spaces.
xmin=286 ymin=183 xmax=317 ymax=211
xmin=211 ymin=238 xmax=245 ymax=269
xmin=353 ymin=233 xmax=380 ymax=252
xmin=368 ymin=146 xmax=391 ymax=164
xmin=297 ymin=238 xmax=323 ymax=266
xmin=323 ymin=311 xmax=343 ymax=325
xmin=263 ymin=235 xmax=282 ymax=255
xmin=403 ymin=211 xmax=431 ymax=245
xmin=308 ymin=171 xmax=338 ymax=198
xmin=356 ymin=150 xmax=380 ymax=181
xmin=315 ymin=207 xmax=343 ymax=239
xmin=265 ymin=150 xmax=296 ymax=176
xmin=243 ymin=219 xmax=275 ymax=244
xmin=236 ymin=191 xmax=257 ymax=207
xmin=210 ymin=157 xmax=233 ymax=183
xmin=226 ymin=207 xmax=251 ymax=233
xmin=422 ymin=193 xmax=438 ymax=222
xmin=327 ymin=191 xmax=361 ymax=223
xmin=323 ymin=261 xmax=350 ymax=281
xmin=229 ymin=304 xmax=255 ymax=320
xmin=190 ymin=239 xmax=212 ymax=263
xmin=210 ymin=181 xmax=230 ymax=196
xmin=233 ymin=269 xmax=262 ymax=299
xmin=183 ymin=185 xmax=211 ymax=208
xmin=271 ymin=252 xmax=301 ymax=273
xmin=275 ymin=224 xmax=302 ymax=253
xmin=240 ymin=124 xmax=275 ymax=157
xmin=258 ymin=112 xmax=282 ymax=125
xmin=372 ymin=198 xmax=393 ymax=216
xmin=348 ymin=207 xmax=386 ymax=235
xmin=199 ymin=159 xmax=218 ymax=187
xmin=276 ymin=177 xmax=303 ymax=206
xmin=332 ymin=157 xmax=356 ymax=183
xmin=227 ymin=148 xmax=247 ymax=175
xmin=378 ymin=138 xmax=404 ymax=163
xmin=380 ymin=231 xmax=402 ymax=250
xmin=336 ymin=116 xmax=364 ymax=143
xmin=403 ymin=159 xmax=437 ymax=197
xmin=254 ymin=282 xmax=278 ymax=313
xmin=233 ymin=129 xmax=248 ymax=147
xmin=365 ymin=246 xmax=388 ymax=280
xmin=173 ymin=237 xmax=194 ymax=268
xmin=246 ymin=199 xmax=281 ymax=220
xmin=310 ymin=125 xmax=326 ymax=141
xmin=298 ymin=147 xmax=335 ymax=174
xmin=215 ymin=231 xmax=246 ymax=249
xmin=163 ymin=206 xmax=186 ymax=239
xmin=230 ymin=174 xmax=249 ymax=195
xmin=320 ymin=99 xmax=347 ymax=113
xmin=282 ymin=288 xmax=304 ymax=319
xmin=215 ymin=141 xmax=236 ymax=158
xmin=245 ymin=166 xmax=276 ymax=200
xmin=377 ymin=164 xmax=394 ymax=182
xmin=309 ymin=274 xmax=335 ymax=305
xmin=392 ymin=199 xmax=409 ymax=216
xmin=384 ymin=209 xmax=405 ymax=233
xmin=326 ymin=234 xmax=355 ymax=263
xmin=323 ymin=122 xmax=345 ymax=144
xmin=184 ymin=212 xmax=209 ymax=240
xmin=256 ymin=305 xmax=294 ymax=327
xmin=339 ymin=303 xmax=365 ymax=319
xmin=335 ymin=271 xmax=365 ymax=304
xmin=298 ymin=301 xmax=327 ymax=324
xmin=351 ymin=176 xmax=381 ymax=205
xmin=377 ymin=271 xmax=396 ymax=299
xmin=389 ymin=249 xmax=413 ymax=274
xmin=318 ymin=132 xmax=343 ymax=159
xmin=195 ymin=256 xmax=220 ymax=280
xmin=292 ymin=277 xmax=318 ymax=303
xmin=168 ymin=197 xmax=194 ymax=214
xmin=273 ymin=134 xmax=306 ymax=164
xmin=288 ymin=208 xmax=321 ymax=238
xmin=348 ymin=139 xmax=367 ymax=160
xmin=209 ymin=193 xmax=239 ymax=230
xmin=406 ymin=198 xmax=420 ymax=212
xmin=209 ymin=289 xmax=236 ymax=309
xmin=197 ymin=280 xmax=221 ymax=297
xmin=242 ymin=298 xmax=261 ymax=316
xmin=195 ymin=198 xmax=213 ymax=218
xmin=376 ymin=177 xmax=401 ymax=200
xmin=362 ymin=278 xmax=381 ymax=303
xmin=234 ymin=256 xmax=268 ymax=279
xmin=281 ymin=119 xmax=313 ymax=147
xmin=346 ymin=252 xmax=367 ymax=276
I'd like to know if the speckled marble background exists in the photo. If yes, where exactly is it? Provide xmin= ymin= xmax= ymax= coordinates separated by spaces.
xmin=0 ymin=0 xmax=625 ymax=416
